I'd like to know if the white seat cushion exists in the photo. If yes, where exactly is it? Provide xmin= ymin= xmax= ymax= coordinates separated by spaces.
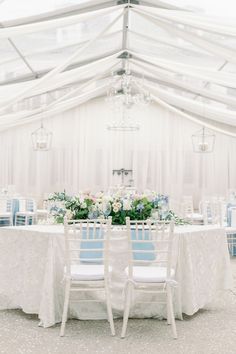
xmin=126 ymin=266 xmax=175 ymax=283
xmin=37 ymin=209 xmax=48 ymax=215
xmin=70 ymin=264 xmax=110 ymax=281
xmin=16 ymin=212 xmax=36 ymax=216
xmin=0 ymin=212 xmax=11 ymax=217
xmin=186 ymin=213 xmax=203 ymax=221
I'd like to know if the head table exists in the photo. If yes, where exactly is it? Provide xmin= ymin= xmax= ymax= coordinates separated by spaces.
xmin=0 ymin=224 xmax=233 ymax=328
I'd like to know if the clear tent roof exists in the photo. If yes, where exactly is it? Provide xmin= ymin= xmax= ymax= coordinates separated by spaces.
xmin=0 ymin=0 xmax=236 ymax=135
xmin=1 ymin=0 xmax=236 ymax=20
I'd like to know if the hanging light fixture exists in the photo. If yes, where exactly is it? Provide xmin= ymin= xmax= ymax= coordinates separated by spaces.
xmin=107 ymin=106 xmax=139 ymax=131
xmin=106 ymin=54 xmax=151 ymax=112
xmin=192 ymin=127 xmax=215 ymax=153
xmin=31 ymin=121 xmax=52 ymax=151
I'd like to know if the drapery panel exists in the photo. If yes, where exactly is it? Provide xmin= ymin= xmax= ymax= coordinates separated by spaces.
xmin=0 ymin=97 xmax=235 ymax=203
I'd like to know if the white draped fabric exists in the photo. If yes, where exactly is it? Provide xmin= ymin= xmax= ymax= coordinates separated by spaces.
xmin=0 ymin=97 xmax=236 ymax=200
xmin=145 ymin=83 xmax=236 ymax=126
xmin=131 ymin=60 xmax=236 ymax=108
xmin=0 ymin=1 xmax=236 ymax=137
xmin=0 ymin=9 xmax=124 ymax=113
xmin=0 ymin=224 xmax=232 ymax=327
xmin=0 ymin=5 xmax=125 ymax=39
xmin=133 ymin=5 xmax=236 ymax=37
xmin=132 ymin=52 xmax=236 ymax=89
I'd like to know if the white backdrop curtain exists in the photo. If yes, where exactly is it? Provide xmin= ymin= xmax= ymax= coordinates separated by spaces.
xmin=0 ymin=97 xmax=236 ymax=203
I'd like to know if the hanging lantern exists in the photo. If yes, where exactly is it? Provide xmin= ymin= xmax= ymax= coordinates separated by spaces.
xmin=192 ymin=127 xmax=215 ymax=153
xmin=107 ymin=107 xmax=139 ymax=131
xmin=31 ymin=122 xmax=52 ymax=151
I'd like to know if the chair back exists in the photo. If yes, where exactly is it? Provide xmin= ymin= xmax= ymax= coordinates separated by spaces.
xmin=181 ymin=196 xmax=193 ymax=219
xmin=199 ymin=198 xmax=223 ymax=225
xmin=64 ymin=217 xmax=112 ymax=278
xmin=18 ymin=198 xmax=36 ymax=212
xmin=126 ymin=218 xmax=175 ymax=280
xmin=0 ymin=198 xmax=12 ymax=213
xmin=230 ymin=207 xmax=236 ymax=227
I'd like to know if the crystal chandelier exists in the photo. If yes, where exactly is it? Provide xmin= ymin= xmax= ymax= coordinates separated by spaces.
xmin=107 ymin=107 xmax=139 ymax=131
xmin=192 ymin=127 xmax=215 ymax=153
xmin=106 ymin=59 xmax=151 ymax=112
xmin=31 ymin=121 xmax=52 ymax=151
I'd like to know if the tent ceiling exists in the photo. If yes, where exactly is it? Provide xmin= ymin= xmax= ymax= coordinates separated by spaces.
xmin=0 ymin=0 xmax=236 ymax=136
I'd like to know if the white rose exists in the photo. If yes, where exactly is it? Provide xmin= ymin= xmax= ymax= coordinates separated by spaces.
xmin=113 ymin=206 xmax=119 ymax=213
xmin=112 ymin=202 xmax=122 ymax=213
xmin=65 ymin=210 xmax=74 ymax=220
xmin=123 ymin=199 xmax=132 ymax=211
xmin=81 ymin=202 xmax=87 ymax=209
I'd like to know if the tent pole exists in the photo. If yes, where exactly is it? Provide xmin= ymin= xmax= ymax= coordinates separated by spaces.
xmin=7 ymin=38 xmax=39 ymax=79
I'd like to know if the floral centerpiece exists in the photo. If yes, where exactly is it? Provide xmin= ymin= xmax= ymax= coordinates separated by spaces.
xmin=47 ymin=190 xmax=185 ymax=225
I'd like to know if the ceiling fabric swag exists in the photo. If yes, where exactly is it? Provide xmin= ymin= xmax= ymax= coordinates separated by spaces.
xmin=0 ymin=84 xmax=108 ymax=132
xmin=131 ymin=51 xmax=236 ymax=89
xmin=0 ymin=4 xmax=125 ymax=39
xmin=131 ymin=60 xmax=236 ymax=108
xmin=0 ymin=0 xmax=126 ymax=27
xmin=129 ymin=30 xmax=211 ymax=57
xmin=144 ymin=82 xmax=236 ymax=127
xmin=0 ymin=51 xmax=122 ymax=105
xmin=132 ymin=5 xmax=236 ymax=37
xmin=145 ymin=86 xmax=236 ymax=138
xmin=0 ymin=8 xmax=125 ymax=114
xmin=0 ymin=29 xmax=122 ymax=67
xmin=0 ymin=62 xmax=120 ymax=126
xmin=133 ymin=9 xmax=236 ymax=66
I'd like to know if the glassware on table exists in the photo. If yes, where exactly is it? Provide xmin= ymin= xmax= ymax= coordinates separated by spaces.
xmin=151 ymin=208 xmax=159 ymax=221
xmin=160 ymin=204 xmax=169 ymax=220
xmin=102 ymin=201 xmax=112 ymax=219
xmin=88 ymin=205 xmax=99 ymax=219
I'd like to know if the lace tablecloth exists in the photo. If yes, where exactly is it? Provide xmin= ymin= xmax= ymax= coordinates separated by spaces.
xmin=0 ymin=224 xmax=233 ymax=327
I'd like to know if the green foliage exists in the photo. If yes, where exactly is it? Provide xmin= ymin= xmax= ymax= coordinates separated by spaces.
xmin=48 ymin=192 xmax=187 ymax=226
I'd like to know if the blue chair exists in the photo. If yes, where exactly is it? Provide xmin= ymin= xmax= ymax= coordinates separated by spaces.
xmin=0 ymin=198 xmax=13 ymax=226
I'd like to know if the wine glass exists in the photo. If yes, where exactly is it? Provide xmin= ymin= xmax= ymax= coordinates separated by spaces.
xmin=151 ymin=208 xmax=159 ymax=221
xmin=102 ymin=202 xmax=111 ymax=219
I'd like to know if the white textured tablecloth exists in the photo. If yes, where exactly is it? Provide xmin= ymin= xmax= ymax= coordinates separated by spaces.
xmin=0 ymin=224 xmax=233 ymax=327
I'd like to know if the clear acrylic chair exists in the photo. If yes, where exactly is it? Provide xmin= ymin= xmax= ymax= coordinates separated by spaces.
xmin=121 ymin=218 xmax=177 ymax=339
xmin=36 ymin=199 xmax=49 ymax=223
xmin=60 ymin=217 xmax=115 ymax=337
xmin=199 ymin=198 xmax=225 ymax=225
xmin=0 ymin=198 xmax=13 ymax=226
xmin=15 ymin=199 xmax=37 ymax=225
xmin=181 ymin=196 xmax=203 ymax=224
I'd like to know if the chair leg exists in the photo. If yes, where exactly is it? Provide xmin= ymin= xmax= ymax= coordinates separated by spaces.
xmin=166 ymin=284 xmax=177 ymax=339
xmin=60 ymin=279 xmax=70 ymax=337
xmin=167 ymin=295 xmax=171 ymax=325
xmin=105 ymin=284 xmax=115 ymax=336
xmin=176 ymin=285 xmax=183 ymax=320
xmin=121 ymin=282 xmax=132 ymax=338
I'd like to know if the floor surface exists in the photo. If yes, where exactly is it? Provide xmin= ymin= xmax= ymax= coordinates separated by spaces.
xmin=0 ymin=259 xmax=236 ymax=354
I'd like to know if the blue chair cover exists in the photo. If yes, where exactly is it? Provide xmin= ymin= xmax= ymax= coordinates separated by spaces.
xmin=227 ymin=203 xmax=236 ymax=227
xmin=131 ymin=229 xmax=155 ymax=261
xmin=79 ymin=228 xmax=156 ymax=262
xmin=0 ymin=199 xmax=18 ymax=226
xmin=80 ymin=227 xmax=104 ymax=263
